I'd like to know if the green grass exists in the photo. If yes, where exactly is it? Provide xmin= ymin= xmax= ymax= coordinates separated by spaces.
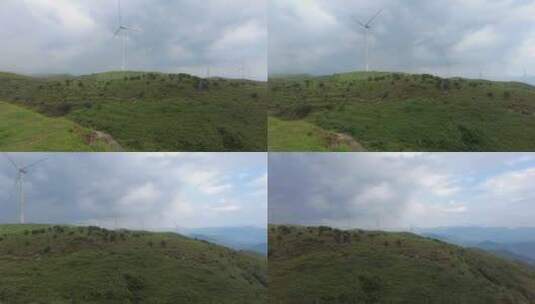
xmin=269 ymin=225 xmax=535 ymax=304
xmin=268 ymin=117 xmax=357 ymax=151
xmin=269 ymin=71 xmax=535 ymax=151
xmin=0 ymin=224 xmax=267 ymax=304
xmin=0 ymin=71 xmax=267 ymax=151
xmin=0 ymin=101 xmax=116 ymax=152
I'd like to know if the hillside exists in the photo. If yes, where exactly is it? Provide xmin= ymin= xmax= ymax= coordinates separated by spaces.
xmin=0 ymin=101 xmax=119 ymax=151
xmin=269 ymin=225 xmax=535 ymax=304
xmin=0 ymin=224 xmax=267 ymax=304
xmin=269 ymin=71 xmax=535 ymax=151
xmin=0 ymin=71 xmax=267 ymax=151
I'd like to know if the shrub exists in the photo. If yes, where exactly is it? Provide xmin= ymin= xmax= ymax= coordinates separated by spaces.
xmin=279 ymin=226 xmax=291 ymax=235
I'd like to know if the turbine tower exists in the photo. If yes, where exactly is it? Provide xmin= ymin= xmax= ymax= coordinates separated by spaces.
xmin=114 ymin=0 xmax=140 ymax=71
xmin=356 ymin=9 xmax=383 ymax=72
xmin=3 ymin=154 xmax=47 ymax=224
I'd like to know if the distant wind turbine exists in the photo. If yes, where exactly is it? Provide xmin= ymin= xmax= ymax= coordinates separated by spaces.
xmin=114 ymin=0 xmax=141 ymax=71
xmin=355 ymin=9 xmax=383 ymax=72
xmin=3 ymin=153 xmax=48 ymax=224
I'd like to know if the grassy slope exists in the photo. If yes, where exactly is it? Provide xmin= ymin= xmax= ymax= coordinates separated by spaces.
xmin=0 ymin=224 xmax=267 ymax=304
xmin=0 ymin=101 xmax=115 ymax=152
xmin=0 ymin=71 xmax=266 ymax=151
xmin=269 ymin=225 xmax=535 ymax=304
xmin=269 ymin=72 xmax=535 ymax=151
xmin=268 ymin=117 xmax=355 ymax=152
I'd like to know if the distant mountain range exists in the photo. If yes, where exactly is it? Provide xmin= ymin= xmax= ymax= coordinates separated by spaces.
xmin=417 ymin=227 xmax=535 ymax=266
xmin=177 ymin=226 xmax=267 ymax=255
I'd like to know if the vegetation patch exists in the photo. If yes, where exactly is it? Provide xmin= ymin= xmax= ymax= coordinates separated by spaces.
xmin=0 ymin=101 xmax=117 ymax=151
xmin=269 ymin=225 xmax=535 ymax=304
xmin=0 ymin=71 xmax=267 ymax=151
xmin=269 ymin=71 xmax=535 ymax=151
xmin=0 ymin=224 xmax=267 ymax=304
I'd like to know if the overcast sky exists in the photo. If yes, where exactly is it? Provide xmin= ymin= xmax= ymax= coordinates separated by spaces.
xmin=269 ymin=153 xmax=535 ymax=230
xmin=0 ymin=153 xmax=267 ymax=230
xmin=269 ymin=0 xmax=535 ymax=82
xmin=0 ymin=0 xmax=267 ymax=80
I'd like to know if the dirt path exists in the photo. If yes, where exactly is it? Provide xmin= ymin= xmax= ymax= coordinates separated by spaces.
xmin=85 ymin=130 xmax=123 ymax=151
xmin=326 ymin=132 xmax=366 ymax=151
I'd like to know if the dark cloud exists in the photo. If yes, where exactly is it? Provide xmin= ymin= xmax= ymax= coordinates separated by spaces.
xmin=0 ymin=153 xmax=267 ymax=229
xmin=268 ymin=153 xmax=535 ymax=229
xmin=269 ymin=0 xmax=535 ymax=83
xmin=0 ymin=0 xmax=267 ymax=80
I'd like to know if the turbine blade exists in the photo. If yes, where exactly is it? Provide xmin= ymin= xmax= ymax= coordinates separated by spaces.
xmin=2 ymin=153 xmax=20 ymax=170
xmin=114 ymin=28 xmax=122 ymax=37
xmin=123 ymin=25 xmax=141 ymax=32
xmin=21 ymin=157 xmax=48 ymax=171
xmin=366 ymin=9 xmax=383 ymax=26
xmin=355 ymin=18 xmax=366 ymax=28
xmin=118 ymin=0 xmax=122 ymax=26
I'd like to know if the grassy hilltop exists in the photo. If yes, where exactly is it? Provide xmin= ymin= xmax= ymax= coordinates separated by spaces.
xmin=269 ymin=225 xmax=535 ymax=304
xmin=0 ymin=71 xmax=267 ymax=152
xmin=0 ymin=101 xmax=119 ymax=151
xmin=269 ymin=71 xmax=535 ymax=151
xmin=0 ymin=224 xmax=267 ymax=304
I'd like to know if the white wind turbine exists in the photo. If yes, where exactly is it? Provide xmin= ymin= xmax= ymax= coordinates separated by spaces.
xmin=114 ymin=0 xmax=141 ymax=71
xmin=3 ymin=154 xmax=48 ymax=224
xmin=355 ymin=9 xmax=383 ymax=72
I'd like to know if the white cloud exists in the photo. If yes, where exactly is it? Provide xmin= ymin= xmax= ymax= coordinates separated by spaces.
xmin=453 ymin=26 xmax=500 ymax=53
xmin=0 ymin=153 xmax=267 ymax=228
xmin=481 ymin=167 xmax=535 ymax=201
xmin=208 ymin=204 xmax=241 ymax=212
xmin=269 ymin=153 xmax=535 ymax=229
xmin=180 ymin=169 xmax=232 ymax=195
xmin=118 ymin=183 xmax=160 ymax=210
xmin=26 ymin=0 xmax=96 ymax=33
xmin=212 ymin=20 xmax=266 ymax=51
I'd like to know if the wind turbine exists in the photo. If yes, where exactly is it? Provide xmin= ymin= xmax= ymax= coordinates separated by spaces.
xmin=114 ymin=0 xmax=141 ymax=71
xmin=355 ymin=9 xmax=383 ymax=72
xmin=3 ymin=154 xmax=48 ymax=224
